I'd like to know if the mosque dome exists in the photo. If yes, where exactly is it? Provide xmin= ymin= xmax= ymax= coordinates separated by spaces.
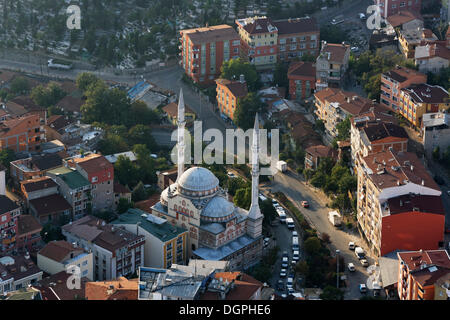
xmin=201 ymin=196 xmax=235 ymax=222
xmin=177 ymin=167 xmax=219 ymax=197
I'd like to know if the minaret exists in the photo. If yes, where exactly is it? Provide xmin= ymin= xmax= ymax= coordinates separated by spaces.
xmin=176 ymin=89 xmax=186 ymax=182
xmin=247 ymin=113 xmax=263 ymax=239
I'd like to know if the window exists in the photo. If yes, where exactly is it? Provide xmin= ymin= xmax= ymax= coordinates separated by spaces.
xmin=280 ymin=38 xmax=286 ymax=44
xmin=82 ymin=260 xmax=88 ymax=266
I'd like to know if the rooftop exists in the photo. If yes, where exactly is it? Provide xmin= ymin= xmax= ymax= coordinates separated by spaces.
xmin=17 ymin=215 xmax=42 ymax=236
xmin=399 ymin=27 xmax=437 ymax=44
xmin=383 ymin=66 xmax=426 ymax=84
xmin=361 ymin=149 xmax=439 ymax=191
xmin=34 ymin=271 xmax=88 ymax=300
xmin=401 ymin=84 xmax=449 ymax=104
xmin=0 ymin=254 xmax=42 ymax=283
xmin=85 ymin=277 xmax=138 ymax=300
xmin=193 ymin=234 xmax=259 ymax=261
xmin=305 ymin=144 xmax=337 ymax=159
xmin=58 ymin=170 xmax=90 ymax=190
xmin=273 ymin=17 xmax=319 ymax=35
xmin=386 ymin=10 xmax=423 ymax=28
xmin=21 ymin=177 xmax=57 ymax=193
xmin=215 ymin=78 xmax=249 ymax=98
xmin=38 ymin=240 xmax=85 ymax=263
xmin=181 ymin=25 xmax=239 ymax=44
xmin=318 ymin=42 xmax=350 ymax=63
xmin=398 ymin=250 xmax=450 ymax=276
xmin=236 ymin=16 xmax=277 ymax=35
xmin=29 ymin=194 xmax=72 ymax=216
xmin=0 ymin=195 xmax=20 ymax=215
xmin=162 ymin=101 xmax=195 ymax=118
xmin=386 ymin=194 xmax=445 ymax=216
xmin=111 ymin=209 xmax=186 ymax=242
xmin=415 ymin=43 xmax=450 ymax=61
xmin=362 ymin=122 xmax=408 ymax=143
xmin=74 ymin=154 xmax=113 ymax=175
xmin=287 ymin=61 xmax=316 ymax=78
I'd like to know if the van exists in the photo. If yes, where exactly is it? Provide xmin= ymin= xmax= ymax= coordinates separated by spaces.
xmin=279 ymin=213 xmax=286 ymax=224
xmin=355 ymin=247 xmax=365 ymax=259
xmin=292 ymin=236 xmax=299 ymax=250
xmin=286 ymin=218 xmax=295 ymax=230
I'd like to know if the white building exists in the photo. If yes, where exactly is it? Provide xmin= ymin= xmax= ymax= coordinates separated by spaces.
xmin=37 ymin=240 xmax=94 ymax=281
xmin=0 ymin=253 xmax=43 ymax=294
xmin=422 ymin=112 xmax=450 ymax=158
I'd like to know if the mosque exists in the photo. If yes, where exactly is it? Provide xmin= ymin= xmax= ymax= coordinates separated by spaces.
xmin=151 ymin=89 xmax=263 ymax=270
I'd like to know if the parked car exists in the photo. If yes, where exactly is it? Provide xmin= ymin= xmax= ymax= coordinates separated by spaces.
xmin=292 ymin=231 xmax=298 ymax=237
xmin=280 ymin=268 xmax=287 ymax=277
xmin=301 ymin=201 xmax=309 ymax=208
xmin=348 ymin=242 xmax=356 ymax=250
xmin=447 ymin=190 xmax=450 ymax=196
xmin=355 ymin=247 xmax=365 ymax=259
xmin=287 ymin=276 xmax=294 ymax=289
xmin=360 ymin=259 xmax=369 ymax=267
xmin=348 ymin=263 xmax=356 ymax=272
xmin=359 ymin=283 xmax=367 ymax=293
xmin=264 ymin=237 xmax=270 ymax=247
xmin=292 ymin=251 xmax=300 ymax=262
xmin=358 ymin=13 xmax=366 ymax=20
xmin=227 ymin=171 xmax=236 ymax=178
xmin=287 ymin=287 xmax=295 ymax=295
xmin=282 ymin=257 xmax=289 ymax=268
xmin=282 ymin=251 xmax=289 ymax=258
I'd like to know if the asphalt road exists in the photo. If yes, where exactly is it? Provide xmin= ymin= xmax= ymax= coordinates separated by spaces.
xmin=269 ymin=170 xmax=380 ymax=300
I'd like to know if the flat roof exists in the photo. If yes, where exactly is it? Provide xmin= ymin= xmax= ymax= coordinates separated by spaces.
xmin=111 ymin=208 xmax=187 ymax=242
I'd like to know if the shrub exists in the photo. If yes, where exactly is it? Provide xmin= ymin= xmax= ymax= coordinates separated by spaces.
xmin=321 ymin=232 xmax=331 ymax=243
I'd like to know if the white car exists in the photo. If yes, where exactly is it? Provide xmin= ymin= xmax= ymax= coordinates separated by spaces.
xmin=292 ymin=251 xmax=300 ymax=262
xmin=281 ymin=257 xmax=289 ymax=268
xmin=358 ymin=13 xmax=366 ymax=20
xmin=360 ymin=259 xmax=369 ymax=267
xmin=348 ymin=263 xmax=356 ymax=272
xmin=227 ymin=171 xmax=236 ymax=178
xmin=287 ymin=277 xmax=294 ymax=289
xmin=447 ymin=190 xmax=450 ymax=196
xmin=280 ymin=269 xmax=287 ymax=277
xmin=292 ymin=231 xmax=298 ymax=237
xmin=348 ymin=242 xmax=356 ymax=250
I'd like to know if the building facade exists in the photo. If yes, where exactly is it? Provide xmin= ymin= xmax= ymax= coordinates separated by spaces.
xmin=315 ymin=41 xmax=350 ymax=91
xmin=397 ymin=250 xmax=450 ymax=300
xmin=357 ymin=149 xmax=445 ymax=256
xmin=62 ymin=215 xmax=145 ymax=281
xmin=380 ymin=66 xmax=427 ymax=112
xmin=421 ymin=112 xmax=450 ymax=159
xmin=374 ymin=0 xmax=422 ymax=18
xmin=112 ymin=208 xmax=188 ymax=269
xmin=215 ymin=76 xmax=248 ymax=121
xmin=287 ymin=61 xmax=316 ymax=101
xmin=0 ymin=195 xmax=21 ymax=254
xmin=180 ymin=25 xmax=241 ymax=85
xmin=0 ymin=113 xmax=45 ymax=153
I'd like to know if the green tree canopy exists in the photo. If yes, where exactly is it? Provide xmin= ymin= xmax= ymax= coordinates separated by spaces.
xmin=76 ymin=72 xmax=101 ymax=92
xmin=220 ymin=58 xmax=260 ymax=91
xmin=233 ymin=92 xmax=265 ymax=130
xmin=304 ymin=236 xmax=321 ymax=255
xmin=233 ymin=187 xmax=251 ymax=210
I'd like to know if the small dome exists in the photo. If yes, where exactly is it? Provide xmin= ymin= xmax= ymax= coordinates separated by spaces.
xmin=178 ymin=167 xmax=219 ymax=196
xmin=160 ymin=183 xmax=177 ymax=205
xmin=202 ymin=196 xmax=235 ymax=221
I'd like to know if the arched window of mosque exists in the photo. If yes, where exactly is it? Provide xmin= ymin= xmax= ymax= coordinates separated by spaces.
xmin=182 ymin=200 xmax=186 ymax=206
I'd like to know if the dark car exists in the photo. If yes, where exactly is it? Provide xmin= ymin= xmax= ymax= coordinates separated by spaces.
xmin=434 ymin=175 xmax=446 ymax=185
xmin=276 ymin=280 xmax=285 ymax=291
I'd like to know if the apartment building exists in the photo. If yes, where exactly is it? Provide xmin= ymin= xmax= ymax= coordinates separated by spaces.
xmin=274 ymin=17 xmax=320 ymax=62
xmin=29 ymin=194 xmax=72 ymax=225
xmin=385 ymin=10 xmax=423 ymax=30
xmin=374 ymin=0 xmax=422 ymax=18
xmin=287 ymin=61 xmax=316 ymax=101
xmin=398 ymin=28 xmax=438 ymax=59
xmin=397 ymin=250 xmax=450 ymax=300
xmin=314 ymin=88 xmax=384 ymax=138
xmin=304 ymin=145 xmax=337 ymax=171
xmin=399 ymin=84 xmax=450 ymax=127
xmin=47 ymin=166 xmax=92 ymax=221
xmin=357 ymin=148 xmax=445 ymax=256
xmin=62 ymin=215 xmax=145 ymax=281
xmin=10 ymin=153 xmax=63 ymax=186
xmin=65 ymin=154 xmax=114 ymax=212
xmin=421 ymin=112 xmax=450 ymax=159
xmin=315 ymin=41 xmax=350 ymax=91
xmin=235 ymin=16 xmax=278 ymax=68
xmin=235 ymin=16 xmax=320 ymax=68
xmin=111 ymin=209 xmax=188 ymax=269
xmin=0 ymin=195 xmax=21 ymax=255
xmin=180 ymin=25 xmax=240 ymax=85
xmin=0 ymin=113 xmax=45 ymax=153
xmin=215 ymin=75 xmax=248 ymax=121
xmin=20 ymin=177 xmax=58 ymax=204
xmin=351 ymin=122 xmax=408 ymax=168
xmin=0 ymin=253 xmax=43 ymax=294
xmin=37 ymin=240 xmax=94 ymax=280
xmin=415 ymin=43 xmax=450 ymax=73
xmin=15 ymin=214 xmax=42 ymax=254
xmin=380 ymin=66 xmax=427 ymax=112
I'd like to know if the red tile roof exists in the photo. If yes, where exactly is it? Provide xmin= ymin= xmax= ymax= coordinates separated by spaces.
xmin=386 ymin=10 xmax=423 ymax=28
xmin=216 ymin=78 xmax=249 ymax=98
xmin=398 ymin=250 xmax=450 ymax=272
xmin=162 ymin=101 xmax=195 ymax=118
xmin=361 ymin=149 xmax=440 ymax=191
xmin=17 ymin=215 xmax=42 ymax=236
xmin=237 ymin=17 xmax=277 ymax=35
xmin=21 ymin=177 xmax=57 ymax=193
xmin=181 ymin=25 xmax=240 ymax=44
xmin=38 ymin=240 xmax=84 ymax=263
xmin=29 ymin=194 xmax=72 ymax=216
xmin=287 ymin=61 xmax=316 ymax=79
xmin=305 ymin=145 xmax=337 ymax=159
xmin=387 ymin=194 xmax=445 ymax=216
xmin=75 ymin=154 xmax=113 ymax=175
xmin=34 ymin=271 xmax=88 ymax=300
xmin=401 ymin=84 xmax=449 ymax=104
xmin=382 ymin=66 xmax=426 ymax=84
xmin=201 ymin=272 xmax=263 ymax=300
xmin=319 ymin=43 xmax=350 ymax=63
xmin=85 ymin=277 xmax=138 ymax=300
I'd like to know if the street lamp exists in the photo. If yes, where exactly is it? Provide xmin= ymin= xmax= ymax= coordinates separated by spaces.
xmin=336 ymin=249 xmax=340 ymax=289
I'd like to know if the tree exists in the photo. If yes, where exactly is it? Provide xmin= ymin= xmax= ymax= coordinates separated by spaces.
xmin=114 ymin=155 xmax=139 ymax=187
xmin=233 ymin=93 xmax=265 ymax=130
xmin=220 ymin=58 xmax=260 ymax=91
xmin=10 ymin=76 xmax=30 ymax=95
xmin=227 ymin=177 xmax=249 ymax=196
xmin=117 ymin=198 xmax=133 ymax=214
xmin=304 ymin=236 xmax=321 ymax=255
xmin=320 ymin=285 xmax=345 ymax=300
xmin=41 ymin=223 xmax=64 ymax=243
xmin=301 ymin=53 xmax=316 ymax=62
xmin=132 ymin=181 xmax=148 ymax=202
xmin=295 ymin=261 xmax=309 ymax=276
xmin=76 ymin=72 xmax=101 ymax=92
xmin=320 ymin=24 xmax=348 ymax=44
xmin=260 ymin=199 xmax=277 ymax=223
xmin=336 ymin=117 xmax=351 ymax=141
xmin=127 ymin=125 xmax=157 ymax=150
xmin=273 ymin=61 xmax=289 ymax=90
xmin=31 ymin=82 xmax=66 ymax=107
xmin=233 ymin=187 xmax=251 ymax=210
